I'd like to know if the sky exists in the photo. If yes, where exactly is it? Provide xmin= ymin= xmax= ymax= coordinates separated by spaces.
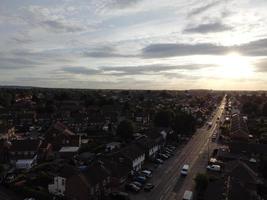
xmin=0 ymin=0 xmax=267 ymax=90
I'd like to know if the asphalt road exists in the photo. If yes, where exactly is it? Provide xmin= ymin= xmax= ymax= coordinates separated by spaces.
xmin=131 ymin=97 xmax=226 ymax=200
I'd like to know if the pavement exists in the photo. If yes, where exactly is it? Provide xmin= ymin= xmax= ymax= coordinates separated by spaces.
xmin=130 ymin=97 xmax=226 ymax=200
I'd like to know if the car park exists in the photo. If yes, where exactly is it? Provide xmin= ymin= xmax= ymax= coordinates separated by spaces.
xmin=207 ymin=164 xmax=221 ymax=172
xmin=144 ymin=183 xmax=154 ymax=191
xmin=180 ymin=164 xmax=189 ymax=176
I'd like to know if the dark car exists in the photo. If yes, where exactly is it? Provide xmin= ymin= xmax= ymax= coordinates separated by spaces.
xmin=154 ymin=158 xmax=164 ymax=164
xmin=125 ymin=183 xmax=141 ymax=193
xmin=144 ymin=183 xmax=154 ymax=191
xmin=133 ymin=176 xmax=146 ymax=184
xmin=158 ymin=153 xmax=169 ymax=160
xmin=131 ymin=181 xmax=143 ymax=188
xmin=109 ymin=192 xmax=130 ymax=200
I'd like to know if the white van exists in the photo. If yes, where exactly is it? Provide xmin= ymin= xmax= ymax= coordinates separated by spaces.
xmin=180 ymin=164 xmax=189 ymax=176
xmin=183 ymin=190 xmax=193 ymax=200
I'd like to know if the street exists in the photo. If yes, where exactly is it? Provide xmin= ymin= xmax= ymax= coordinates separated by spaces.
xmin=131 ymin=97 xmax=225 ymax=200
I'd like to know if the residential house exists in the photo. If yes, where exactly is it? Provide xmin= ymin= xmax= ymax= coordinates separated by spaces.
xmin=120 ymin=143 xmax=146 ymax=171
xmin=230 ymin=114 xmax=249 ymax=141
xmin=205 ymin=160 xmax=263 ymax=200
xmin=8 ymin=139 xmax=41 ymax=169
xmin=49 ymin=162 xmax=111 ymax=200
xmin=136 ymin=137 xmax=160 ymax=159
xmin=44 ymin=121 xmax=81 ymax=151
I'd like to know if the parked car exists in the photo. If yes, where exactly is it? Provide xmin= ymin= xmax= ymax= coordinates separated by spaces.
xmin=141 ymin=170 xmax=152 ymax=178
xmin=163 ymin=149 xmax=173 ymax=155
xmin=125 ymin=183 xmax=141 ymax=193
xmin=110 ymin=192 xmax=130 ymax=200
xmin=158 ymin=153 xmax=169 ymax=160
xmin=206 ymin=164 xmax=221 ymax=172
xmin=166 ymin=145 xmax=176 ymax=150
xmin=180 ymin=164 xmax=189 ymax=176
xmin=133 ymin=176 xmax=146 ymax=184
xmin=144 ymin=183 xmax=154 ymax=191
xmin=131 ymin=181 xmax=143 ymax=188
xmin=154 ymin=158 xmax=164 ymax=164
xmin=164 ymin=148 xmax=174 ymax=154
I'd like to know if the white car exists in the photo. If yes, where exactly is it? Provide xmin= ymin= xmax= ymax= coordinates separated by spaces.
xmin=183 ymin=190 xmax=193 ymax=200
xmin=180 ymin=164 xmax=189 ymax=176
xmin=207 ymin=164 xmax=221 ymax=172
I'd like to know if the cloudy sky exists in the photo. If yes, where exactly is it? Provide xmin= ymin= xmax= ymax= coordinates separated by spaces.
xmin=1 ymin=0 xmax=267 ymax=90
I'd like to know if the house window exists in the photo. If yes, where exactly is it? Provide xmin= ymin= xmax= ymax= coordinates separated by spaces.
xmin=62 ymin=179 xmax=65 ymax=186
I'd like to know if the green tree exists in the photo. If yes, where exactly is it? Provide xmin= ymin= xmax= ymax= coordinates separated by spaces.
xmin=154 ymin=110 xmax=174 ymax=128
xmin=194 ymin=173 xmax=209 ymax=191
xmin=262 ymin=103 xmax=267 ymax=117
xmin=117 ymin=120 xmax=134 ymax=141
xmin=172 ymin=111 xmax=197 ymax=135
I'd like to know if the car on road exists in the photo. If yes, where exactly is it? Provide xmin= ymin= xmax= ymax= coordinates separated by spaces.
xmin=144 ymin=183 xmax=154 ymax=191
xmin=180 ymin=164 xmax=189 ymax=176
xmin=125 ymin=183 xmax=141 ymax=193
xmin=183 ymin=190 xmax=193 ymax=200
xmin=207 ymin=121 xmax=212 ymax=128
xmin=206 ymin=164 xmax=221 ymax=172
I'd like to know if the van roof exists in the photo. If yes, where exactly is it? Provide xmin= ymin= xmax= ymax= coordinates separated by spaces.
xmin=182 ymin=164 xmax=189 ymax=169
xmin=183 ymin=190 xmax=193 ymax=200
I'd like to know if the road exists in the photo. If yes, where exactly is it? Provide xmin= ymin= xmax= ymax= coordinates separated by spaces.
xmin=131 ymin=97 xmax=226 ymax=200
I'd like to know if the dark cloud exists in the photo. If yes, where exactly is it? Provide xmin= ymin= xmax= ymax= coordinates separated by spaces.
xmin=84 ymin=51 xmax=135 ymax=58
xmin=238 ymin=38 xmax=267 ymax=56
xmin=41 ymin=20 xmax=84 ymax=33
xmin=82 ymin=37 xmax=267 ymax=59
xmin=107 ymin=0 xmax=142 ymax=9
xmin=0 ymin=57 xmax=40 ymax=70
xmin=62 ymin=64 xmax=214 ymax=77
xmin=184 ymin=22 xmax=232 ymax=33
xmin=142 ymin=43 xmax=229 ymax=58
xmin=188 ymin=0 xmax=222 ymax=17
xmin=141 ymin=37 xmax=267 ymax=58
xmin=62 ymin=66 xmax=100 ymax=75
xmin=254 ymin=59 xmax=267 ymax=72
xmin=83 ymin=46 xmax=136 ymax=58
xmin=100 ymin=64 xmax=213 ymax=75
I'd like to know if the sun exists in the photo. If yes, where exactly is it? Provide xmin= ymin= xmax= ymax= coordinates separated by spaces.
xmin=216 ymin=52 xmax=254 ymax=79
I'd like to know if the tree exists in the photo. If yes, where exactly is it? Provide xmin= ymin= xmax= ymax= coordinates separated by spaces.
xmin=172 ymin=111 xmax=197 ymax=135
xmin=242 ymin=101 xmax=259 ymax=116
xmin=154 ymin=110 xmax=174 ymax=128
xmin=194 ymin=173 xmax=209 ymax=191
xmin=117 ymin=120 xmax=134 ymax=141
xmin=262 ymin=103 xmax=267 ymax=116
